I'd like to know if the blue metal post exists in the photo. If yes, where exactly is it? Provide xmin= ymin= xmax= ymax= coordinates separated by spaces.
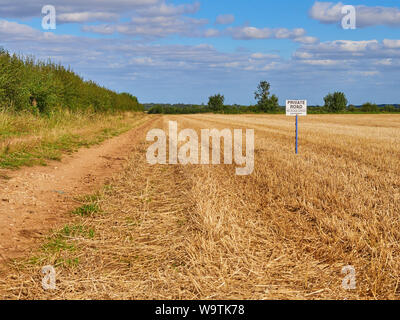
xmin=296 ymin=114 xmax=299 ymax=154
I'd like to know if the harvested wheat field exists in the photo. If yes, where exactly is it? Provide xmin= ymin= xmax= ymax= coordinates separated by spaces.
xmin=0 ymin=114 xmax=399 ymax=300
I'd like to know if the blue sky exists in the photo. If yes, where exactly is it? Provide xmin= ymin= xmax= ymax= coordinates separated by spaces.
xmin=1 ymin=0 xmax=399 ymax=105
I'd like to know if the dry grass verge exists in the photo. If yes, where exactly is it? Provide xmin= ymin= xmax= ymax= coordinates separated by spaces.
xmin=0 ymin=111 xmax=146 ymax=169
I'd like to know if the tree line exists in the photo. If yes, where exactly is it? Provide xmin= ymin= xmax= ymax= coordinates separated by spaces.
xmin=0 ymin=48 xmax=143 ymax=115
xmin=321 ymin=92 xmax=399 ymax=113
xmin=148 ymin=81 xmax=399 ymax=114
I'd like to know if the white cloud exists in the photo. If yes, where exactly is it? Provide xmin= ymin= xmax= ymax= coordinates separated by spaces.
xmin=0 ymin=19 xmax=40 ymax=39
xmin=74 ymin=1 xmax=207 ymax=39
xmin=358 ymin=71 xmax=380 ymax=77
xmin=224 ymin=61 xmax=240 ymax=68
xmin=137 ymin=1 xmax=200 ymax=17
xmin=215 ymin=14 xmax=235 ymax=25
xmin=227 ymin=26 xmax=318 ymax=44
xmin=293 ymin=51 xmax=313 ymax=59
xmin=301 ymin=59 xmax=339 ymax=66
xmin=262 ymin=62 xmax=280 ymax=71
xmin=0 ymin=0 xmax=319 ymax=44
xmin=310 ymin=1 xmax=400 ymax=28
xmin=294 ymin=36 xmax=319 ymax=45
xmin=309 ymin=1 xmax=343 ymax=23
xmin=0 ymin=0 xmax=161 ymax=18
xmin=332 ymin=40 xmax=379 ymax=52
xmin=0 ymin=0 xmax=201 ymax=24
xmin=83 ymin=15 xmax=208 ymax=38
xmin=298 ymin=40 xmax=379 ymax=55
xmin=204 ymin=29 xmax=220 ymax=37
xmin=131 ymin=57 xmax=155 ymax=65
xmin=292 ymin=39 xmax=400 ymax=77
xmin=82 ymin=24 xmax=116 ymax=35
xmin=58 ymin=12 xmax=119 ymax=23
xmin=229 ymin=27 xmax=277 ymax=39
xmin=383 ymin=39 xmax=400 ymax=49
xmin=250 ymin=53 xmax=280 ymax=59
xmin=374 ymin=59 xmax=392 ymax=66
xmin=1 ymin=19 xmax=284 ymax=75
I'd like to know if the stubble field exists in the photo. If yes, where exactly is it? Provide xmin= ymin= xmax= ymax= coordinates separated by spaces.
xmin=1 ymin=114 xmax=399 ymax=300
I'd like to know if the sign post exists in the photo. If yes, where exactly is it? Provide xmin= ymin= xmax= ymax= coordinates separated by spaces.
xmin=286 ymin=100 xmax=307 ymax=154
xmin=296 ymin=114 xmax=299 ymax=154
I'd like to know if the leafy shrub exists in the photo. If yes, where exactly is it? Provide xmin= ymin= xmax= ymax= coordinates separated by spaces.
xmin=0 ymin=48 xmax=142 ymax=114
xmin=361 ymin=102 xmax=379 ymax=113
xmin=323 ymin=92 xmax=348 ymax=113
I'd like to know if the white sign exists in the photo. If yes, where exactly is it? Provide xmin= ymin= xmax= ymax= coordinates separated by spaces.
xmin=286 ymin=100 xmax=307 ymax=116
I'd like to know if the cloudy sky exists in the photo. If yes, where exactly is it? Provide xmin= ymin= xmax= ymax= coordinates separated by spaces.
xmin=1 ymin=0 xmax=399 ymax=105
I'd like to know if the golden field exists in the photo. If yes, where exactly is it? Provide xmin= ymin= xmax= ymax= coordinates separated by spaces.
xmin=1 ymin=114 xmax=399 ymax=300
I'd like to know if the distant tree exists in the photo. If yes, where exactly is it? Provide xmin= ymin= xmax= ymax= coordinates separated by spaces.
xmin=254 ymin=81 xmax=279 ymax=113
xmin=383 ymin=105 xmax=396 ymax=113
xmin=361 ymin=102 xmax=379 ymax=113
xmin=323 ymin=92 xmax=348 ymax=113
xmin=347 ymin=104 xmax=357 ymax=112
xmin=148 ymin=105 xmax=163 ymax=114
xmin=208 ymin=94 xmax=225 ymax=112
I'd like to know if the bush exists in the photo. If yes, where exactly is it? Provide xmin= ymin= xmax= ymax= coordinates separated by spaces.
xmin=383 ymin=105 xmax=397 ymax=113
xmin=254 ymin=81 xmax=279 ymax=113
xmin=361 ymin=102 xmax=379 ymax=113
xmin=0 ymin=48 xmax=142 ymax=114
xmin=208 ymin=94 xmax=225 ymax=112
xmin=323 ymin=92 xmax=348 ymax=113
